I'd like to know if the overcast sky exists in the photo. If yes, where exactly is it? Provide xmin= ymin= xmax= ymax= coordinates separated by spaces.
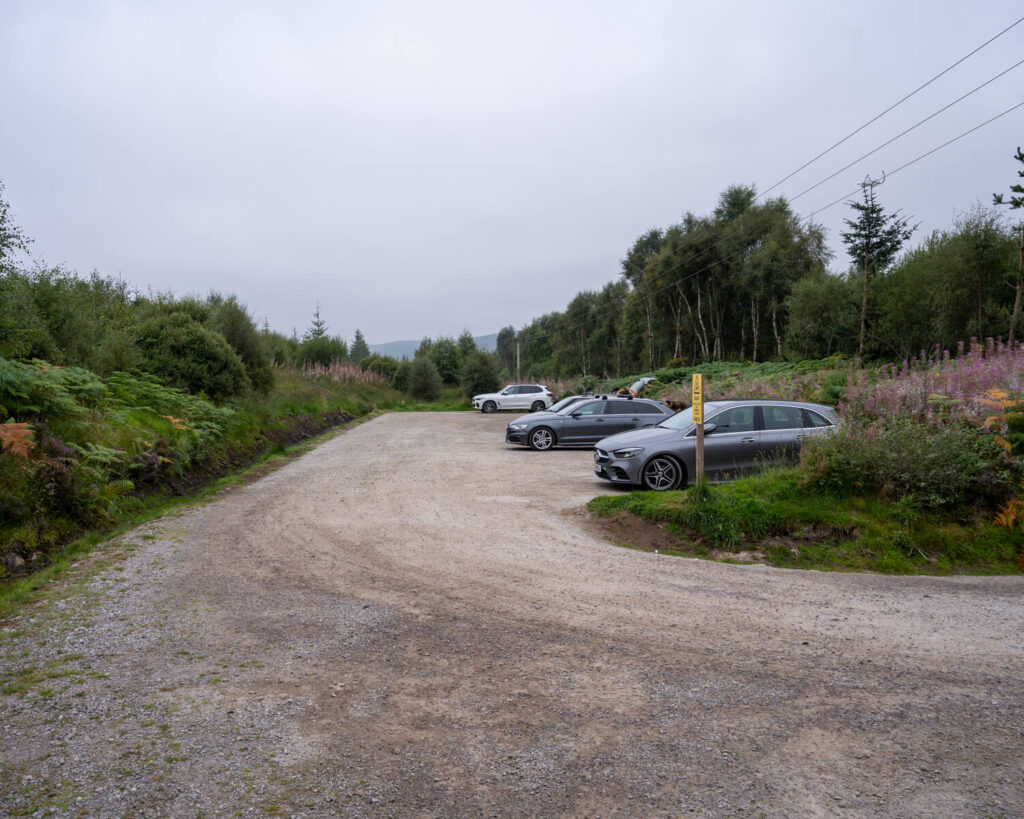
xmin=2 ymin=1 xmax=1023 ymax=345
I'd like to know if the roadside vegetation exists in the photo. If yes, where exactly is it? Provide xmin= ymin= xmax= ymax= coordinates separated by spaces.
xmin=590 ymin=344 xmax=1024 ymax=574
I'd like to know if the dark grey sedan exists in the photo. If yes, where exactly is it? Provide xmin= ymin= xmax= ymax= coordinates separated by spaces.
xmin=505 ymin=395 xmax=675 ymax=450
xmin=593 ymin=399 xmax=838 ymax=490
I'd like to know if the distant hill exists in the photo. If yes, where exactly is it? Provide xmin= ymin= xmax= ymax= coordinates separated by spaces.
xmin=369 ymin=333 xmax=497 ymax=361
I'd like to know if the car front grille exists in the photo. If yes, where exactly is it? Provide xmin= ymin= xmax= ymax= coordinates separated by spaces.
xmin=594 ymin=448 xmax=610 ymax=464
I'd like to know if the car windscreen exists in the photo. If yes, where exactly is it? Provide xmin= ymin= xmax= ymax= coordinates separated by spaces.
xmin=656 ymin=402 xmax=724 ymax=430
xmin=657 ymin=406 xmax=694 ymax=430
xmin=549 ymin=396 xmax=583 ymax=413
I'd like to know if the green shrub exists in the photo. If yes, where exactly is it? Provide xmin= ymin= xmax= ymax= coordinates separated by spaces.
xmin=392 ymin=360 xmax=412 ymax=393
xmin=136 ymin=312 xmax=250 ymax=401
xmin=460 ymin=351 xmax=499 ymax=398
xmin=801 ymin=414 xmax=1016 ymax=510
xmin=408 ymin=357 xmax=442 ymax=401
xmin=296 ymin=335 xmax=348 ymax=367
xmin=361 ymin=353 xmax=399 ymax=381
xmin=209 ymin=296 xmax=274 ymax=394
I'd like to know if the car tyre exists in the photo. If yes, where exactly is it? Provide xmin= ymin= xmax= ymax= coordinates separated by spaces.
xmin=640 ymin=455 xmax=684 ymax=491
xmin=482 ymin=400 xmax=497 ymax=414
xmin=530 ymin=400 xmax=545 ymax=412
xmin=528 ymin=427 xmax=555 ymax=451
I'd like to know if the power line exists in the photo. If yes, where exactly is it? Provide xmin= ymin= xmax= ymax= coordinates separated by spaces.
xmin=806 ymin=99 xmax=1024 ymax=219
xmin=788 ymin=57 xmax=1024 ymax=203
xmin=759 ymin=14 xmax=1024 ymax=198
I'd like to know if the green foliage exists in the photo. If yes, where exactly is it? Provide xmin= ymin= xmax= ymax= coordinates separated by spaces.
xmin=460 ymin=350 xmax=499 ymax=398
xmin=0 ymin=358 xmax=88 ymax=421
xmin=0 ymin=180 xmax=32 ymax=264
xmin=407 ymin=356 xmax=442 ymax=401
xmin=841 ymin=180 xmax=917 ymax=276
xmin=263 ymin=330 xmax=300 ymax=366
xmin=992 ymin=146 xmax=1024 ymax=209
xmin=208 ymin=295 xmax=274 ymax=393
xmin=510 ymin=185 xmax=831 ymax=376
xmin=800 ymin=413 xmax=1016 ymax=510
xmin=350 ymin=329 xmax=370 ymax=365
xmin=457 ymin=329 xmax=477 ymax=358
xmin=360 ymin=353 xmax=399 ymax=381
xmin=430 ymin=336 xmax=461 ymax=385
xmin=785 ymin=271 xmax=859 ymax=358
xmin=305 ymin=303 xmax=328 ymax=340
xmin=297 ymin=334 xmax=348 ymax=366
xmin=136 ymin=312 xmax=250 ymax=401
xmin=392 ymin=359 xmax=412 ymax=393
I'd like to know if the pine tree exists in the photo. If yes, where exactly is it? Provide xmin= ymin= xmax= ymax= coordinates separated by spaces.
xmin=305 ymin=303 xmax=327 ymax=341
xmin=840 ymin=179 xmax=916 ymax=357
xmin=993 ymin=146 xmax=1024 ymax=344
xmin=350 ymin=329 xmax=370 ymax=364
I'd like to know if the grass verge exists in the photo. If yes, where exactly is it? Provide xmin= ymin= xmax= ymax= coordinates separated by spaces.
xmin=588 ymin=469 xmax=1024 ymax=575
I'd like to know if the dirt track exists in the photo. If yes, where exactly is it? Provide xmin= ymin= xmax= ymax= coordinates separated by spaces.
xmin=2 ymin=411 xmax=1023 ymax=817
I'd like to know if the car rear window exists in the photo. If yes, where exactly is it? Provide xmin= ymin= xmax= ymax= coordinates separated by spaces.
xmin=802 ymin=409 xmax=834 ymax=427
xmin=763 ymin=405 xmax=804 ymax=430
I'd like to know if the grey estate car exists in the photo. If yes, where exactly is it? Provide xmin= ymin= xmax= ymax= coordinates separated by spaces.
xmin=593 ymin=399 xmax=838 ymax=490
xmin=506 ymin=395 xmax=675 ymax=450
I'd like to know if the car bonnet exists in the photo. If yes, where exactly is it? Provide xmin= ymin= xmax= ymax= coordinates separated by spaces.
xmin=596 ymin=425 xmax=680 ymax=448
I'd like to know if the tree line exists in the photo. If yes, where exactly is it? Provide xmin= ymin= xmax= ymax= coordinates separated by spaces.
xmin=499 ymin=153 xmax=1024 ymax=379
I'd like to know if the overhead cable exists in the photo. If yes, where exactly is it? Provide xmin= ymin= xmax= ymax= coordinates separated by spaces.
xmin=758 ymin=14 xmax=1024 ymax=197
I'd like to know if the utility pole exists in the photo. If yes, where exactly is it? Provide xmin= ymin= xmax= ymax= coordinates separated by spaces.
xmin=1008 ymin=223 xmax=1024 ymax=346
xmin=516 ymin=336 xmax=521 ymax=382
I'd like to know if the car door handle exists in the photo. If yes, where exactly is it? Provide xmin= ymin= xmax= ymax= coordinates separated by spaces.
xmin=741 ymin=436 xmax=756 ymax=443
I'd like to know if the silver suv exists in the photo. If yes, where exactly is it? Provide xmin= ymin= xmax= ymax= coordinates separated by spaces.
xmin=472 ymin=384 xmax=553 ymax=413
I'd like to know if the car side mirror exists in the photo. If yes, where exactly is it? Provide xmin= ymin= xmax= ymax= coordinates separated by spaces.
xmin=570 ymin=412 xmax=582 ymax=418
xmin=702 ymin=423 xmax=717 ymax=434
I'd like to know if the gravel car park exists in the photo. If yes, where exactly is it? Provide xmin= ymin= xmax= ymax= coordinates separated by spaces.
xmin=594 ymin=399 xmax=838 ymax=490
xmin=506 ymin=394 xmax=675 ymax=450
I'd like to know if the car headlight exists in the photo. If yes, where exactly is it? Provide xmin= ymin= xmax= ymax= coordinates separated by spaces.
xmin=509 ymin=423 xmax=528 ymax=430
xmin=613 ymin=447 xmax=644 ymax=459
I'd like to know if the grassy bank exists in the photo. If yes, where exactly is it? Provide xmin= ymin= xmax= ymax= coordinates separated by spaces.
xmin=0 ymin=360 xmax=410 ymax=584
xmin=589 ymin=470 xmax=1023 ymax=575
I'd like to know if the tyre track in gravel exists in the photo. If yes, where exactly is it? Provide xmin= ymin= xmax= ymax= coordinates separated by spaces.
xmin=1 ymin=411 xmax=1022 ymax=817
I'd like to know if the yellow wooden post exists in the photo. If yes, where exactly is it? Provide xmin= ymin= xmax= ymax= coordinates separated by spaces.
xmin=692 ymin=373 xmax=704 ymax=483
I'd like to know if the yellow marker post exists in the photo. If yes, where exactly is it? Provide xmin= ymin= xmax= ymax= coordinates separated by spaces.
xmin=692 ymin=373 xmax=704 ymax=482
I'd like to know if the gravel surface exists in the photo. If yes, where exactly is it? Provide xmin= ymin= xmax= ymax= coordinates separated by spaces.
xmin=2 ymin=411 xmax=1023 ymax=818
